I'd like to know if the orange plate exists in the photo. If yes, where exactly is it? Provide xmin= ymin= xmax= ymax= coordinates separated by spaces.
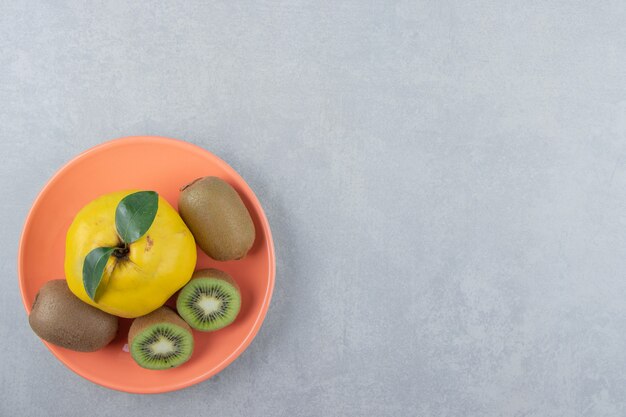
xmin=18 ymin=136 xmax=275 ymax=393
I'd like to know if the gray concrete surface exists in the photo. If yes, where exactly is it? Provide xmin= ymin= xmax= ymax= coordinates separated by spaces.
xmin=1 ymin=1 xmax=626 ymax=416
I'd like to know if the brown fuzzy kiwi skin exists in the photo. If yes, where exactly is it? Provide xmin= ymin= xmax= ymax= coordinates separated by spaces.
xmin=28 ymin=280 xmax=118 ymax=352
xmin=178 ymin=176 xmax=255 ymax=261
xmin=128 ymin=306 xmax=191 ymax=345
xmin=191 ymin=268 xmax=240 ymax=290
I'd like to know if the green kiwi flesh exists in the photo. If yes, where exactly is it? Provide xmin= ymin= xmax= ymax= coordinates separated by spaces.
xmin=176 ymin=269 xmax=241 ymax=332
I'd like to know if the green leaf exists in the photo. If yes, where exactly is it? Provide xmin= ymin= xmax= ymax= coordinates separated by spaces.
xmin=115 ymin=191 xmax=159 ymax=244
xmin=83 ymin=247 xmax=115 ymax=300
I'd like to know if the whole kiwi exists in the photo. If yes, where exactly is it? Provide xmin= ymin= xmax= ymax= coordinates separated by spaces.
xmin=29 ymin=280 xmax=118 ymax=352
xmin=179 ymin=176 xmax=255 ymax=261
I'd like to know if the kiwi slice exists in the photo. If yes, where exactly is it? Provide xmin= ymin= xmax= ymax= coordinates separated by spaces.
xmin=128 ymin=307 xmax=193 ymax=370
xmin=176 ymin=269 xmax=241 ymax=331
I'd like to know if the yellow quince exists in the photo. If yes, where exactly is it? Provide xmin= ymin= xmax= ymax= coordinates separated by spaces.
xmin=65 ymin=190 xmax=196 ymax=318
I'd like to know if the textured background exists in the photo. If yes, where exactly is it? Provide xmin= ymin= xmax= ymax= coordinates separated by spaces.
xmin=1 ymin=1 xmax=626 ymax=416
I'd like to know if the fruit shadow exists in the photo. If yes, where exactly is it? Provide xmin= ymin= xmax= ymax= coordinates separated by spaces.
xmin=112 ymin=318 xmax=132 ymax=348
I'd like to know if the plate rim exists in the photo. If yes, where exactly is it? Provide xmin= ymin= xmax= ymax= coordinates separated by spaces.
xmin=17 ymin=136 xmax=276 ymax=394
